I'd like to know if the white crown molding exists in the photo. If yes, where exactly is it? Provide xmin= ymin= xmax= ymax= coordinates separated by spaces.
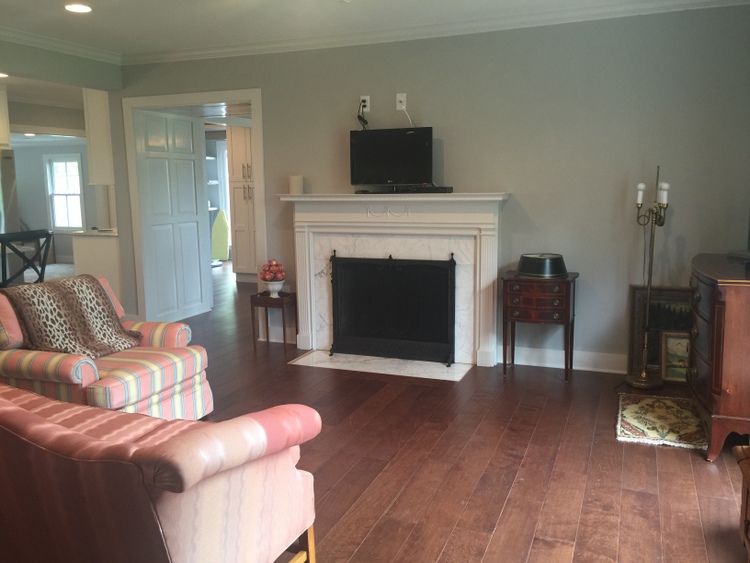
xmin=0 ymin=26 xmax=121 ymax=65
xmin=121 ymin=0 xmax=750 ymax=65
xmin=3 ymin=0 xmax=749 ymax=67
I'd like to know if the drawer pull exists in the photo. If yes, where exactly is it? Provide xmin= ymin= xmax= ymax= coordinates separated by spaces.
xmin=512 ymin=284 xmax=520 ymax=291
xmin=512 ymin=297 xmax=520 ymax=305
xmin=691 ymin=327 xmax=699 ymax=339
xmin=553 ymin=313 xmax=560 ymax=320
xmin=513 ymin=311 xmax=520 ymax=318
xmin=693 ymin=289 xmax=701 ymax=303
xmin=553 ymin=286 xmax=561 ymax=293
xmin=553 ymin=299 xmax=560 ymax=306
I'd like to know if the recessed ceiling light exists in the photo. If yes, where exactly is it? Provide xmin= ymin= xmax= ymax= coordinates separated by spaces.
xmin=24 ymin=133 xmax=36 ymax=137
xmin=0 ymin=73 xmax=8 ymax=78
xmin=65 ymin=4 xmax=92 ymax=13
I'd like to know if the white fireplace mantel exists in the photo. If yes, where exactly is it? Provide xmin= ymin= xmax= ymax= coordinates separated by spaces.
xmin=280 ymin=193 xmax=509 ymax=367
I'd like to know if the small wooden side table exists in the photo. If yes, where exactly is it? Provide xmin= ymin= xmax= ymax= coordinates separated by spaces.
xmin=250 ymin=291 xmax=297 ymax=346
xmin=501 ymin=271 xmax=579 ymax=381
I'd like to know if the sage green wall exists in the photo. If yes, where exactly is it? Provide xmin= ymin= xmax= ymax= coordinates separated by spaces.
xmin=0 ymin=40 xmax=121 ymax=90
xmin=8 ymin=102 xmax=85 ymax=132
xmin=7 ymin=6 xmax=750 ymax=371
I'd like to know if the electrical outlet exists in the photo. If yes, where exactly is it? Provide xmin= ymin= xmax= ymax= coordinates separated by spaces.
xmin=396 ymin=93 xmax=406 ymax=111
xmin=360 ymin=95 xmax=370 ymax=112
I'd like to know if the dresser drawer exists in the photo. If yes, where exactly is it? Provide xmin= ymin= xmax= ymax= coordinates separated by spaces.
xmin=691 ymin=311 xmax=713 ymax=363
xmin=689 ymin=349 xmax=712 ymax=410
xmin=691 ymin=275 xmax=715 ymax=322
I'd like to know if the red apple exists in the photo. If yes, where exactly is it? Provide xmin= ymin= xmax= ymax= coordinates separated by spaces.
xmin=268 ymin=259 xmax=278 ymax=266
xmin=274 ymin=272 xmax=284 ymax=281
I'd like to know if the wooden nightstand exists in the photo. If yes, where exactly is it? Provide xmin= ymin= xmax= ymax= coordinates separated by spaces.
xmin=250 ymin=291 xmax=297 ymax=346
xmin=501 ymin=271 xmax=579 ymax=381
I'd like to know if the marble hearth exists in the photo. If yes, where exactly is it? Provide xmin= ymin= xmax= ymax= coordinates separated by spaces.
xmin=280 ymin=193 xmax=509 ymax=367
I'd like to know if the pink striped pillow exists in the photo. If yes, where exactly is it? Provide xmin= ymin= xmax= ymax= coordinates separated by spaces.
xmin=0 ymin=293 xmax=24 ymax=349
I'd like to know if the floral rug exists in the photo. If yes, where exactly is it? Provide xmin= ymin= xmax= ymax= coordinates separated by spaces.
xmin=616 ymin=394 xmax=708 ymax=450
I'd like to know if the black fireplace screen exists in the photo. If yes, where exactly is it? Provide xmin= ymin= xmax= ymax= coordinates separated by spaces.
xmin=330 ymin=252 xmax=456 ymax=365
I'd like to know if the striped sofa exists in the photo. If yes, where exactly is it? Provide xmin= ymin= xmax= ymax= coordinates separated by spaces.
xmin=0 ymin=383 xmax=320 ymax=563
xmin=0 ymin=278 xmax=213 ymax=420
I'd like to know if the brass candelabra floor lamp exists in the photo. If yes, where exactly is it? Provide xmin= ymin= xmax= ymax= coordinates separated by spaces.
xmin=626 ymin=166 xmax=671 ymax=389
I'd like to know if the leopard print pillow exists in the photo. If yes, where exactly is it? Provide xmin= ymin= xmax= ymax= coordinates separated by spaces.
xmin=1 ymin=275 xmax=141 ymax=359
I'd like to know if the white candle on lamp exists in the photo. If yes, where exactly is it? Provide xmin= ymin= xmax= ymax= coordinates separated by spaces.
xmin=637 ymin=183 xmax=646 ymax=205
xmin=658 ymin=182 xmax=670 ymax=204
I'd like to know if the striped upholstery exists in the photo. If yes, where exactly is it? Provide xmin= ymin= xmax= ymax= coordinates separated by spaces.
xmin=122 ymin=321 xmax=192 ymax=347
xmin=0 ymin=382 xmax=204 ymax=444
xmin=114 ymin=372 xmax=213 ymax=420
xmin=0 ymin=383 xmax=320 ymax=563
xmin=88 ymin=347 xmax=208 ymax=409
xmin=0 ymin=293 xmax=25 ymax=349
xmin=0 ymin=349 xmax=98 ymax=384
xmin=0 ymin=278 xmax=213 ymax=421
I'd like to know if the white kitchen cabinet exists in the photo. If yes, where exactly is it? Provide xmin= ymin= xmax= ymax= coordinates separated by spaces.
xmin=0 ymin=88 xmax=11 ymax=150
xmin=227 ymin=125 xmax=255 ymax=277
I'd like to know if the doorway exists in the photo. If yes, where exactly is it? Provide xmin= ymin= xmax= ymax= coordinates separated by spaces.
xmin=123 ymin=89 xmax=267 ymax=321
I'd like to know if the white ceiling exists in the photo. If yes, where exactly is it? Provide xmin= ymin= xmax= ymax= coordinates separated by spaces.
xmin=0 ymin=0 xmax=747 ymax=65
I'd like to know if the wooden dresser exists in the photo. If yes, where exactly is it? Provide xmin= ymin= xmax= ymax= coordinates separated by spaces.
xmin=689 ymin=254 xmax=750 ymax=461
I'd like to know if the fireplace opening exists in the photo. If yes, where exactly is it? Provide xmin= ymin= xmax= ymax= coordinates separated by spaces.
xmin=330 ymin=252 xmax=455 ymax=365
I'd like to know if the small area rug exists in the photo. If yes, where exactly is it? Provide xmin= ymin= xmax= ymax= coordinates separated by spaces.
xmin=616 ymin=393 xmax=708 ymax=450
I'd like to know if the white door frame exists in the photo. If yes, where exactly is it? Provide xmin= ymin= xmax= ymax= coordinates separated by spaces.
xmin=123 ymin=89 xmax=267 ymax=318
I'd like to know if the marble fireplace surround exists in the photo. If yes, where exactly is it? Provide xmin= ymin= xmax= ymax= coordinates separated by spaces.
xmin=280 ymin=193 xmax=509 ymax=367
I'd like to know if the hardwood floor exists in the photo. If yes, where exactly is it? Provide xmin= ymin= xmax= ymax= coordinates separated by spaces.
xmin=189 ymin=263 xmax=748 ymax=562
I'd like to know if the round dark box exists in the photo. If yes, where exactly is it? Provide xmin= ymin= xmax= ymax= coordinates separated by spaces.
xmin=516 ymin=253 xmax=568 ymax=278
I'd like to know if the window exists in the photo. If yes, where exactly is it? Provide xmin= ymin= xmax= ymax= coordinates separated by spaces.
xmin=45 ymin=155 xmax=84 ymax=230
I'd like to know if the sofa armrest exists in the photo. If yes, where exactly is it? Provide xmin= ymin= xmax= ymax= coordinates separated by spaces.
xmin=135 ymin=404 xmax=322 ymax=492
xmin=121 ymin=321 xmax=192 ymax=347
xmin=0 ymin=349 xmax=98 ymax=386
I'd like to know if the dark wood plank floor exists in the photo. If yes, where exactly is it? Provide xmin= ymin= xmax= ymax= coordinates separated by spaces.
xmin=188 ymin=263 xmax=748 ymax=563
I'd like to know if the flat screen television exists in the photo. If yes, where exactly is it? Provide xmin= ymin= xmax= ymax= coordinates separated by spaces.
xmin=350 ymin=127 xmax=432 ymax=187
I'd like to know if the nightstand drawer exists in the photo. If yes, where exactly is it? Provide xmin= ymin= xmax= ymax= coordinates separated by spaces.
xmin=506 ymin=308 xmax=568 ymax=322
xmin=506 ymin=281 xmax=568 ymax=296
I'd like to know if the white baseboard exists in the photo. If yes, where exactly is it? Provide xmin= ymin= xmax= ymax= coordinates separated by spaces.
xmin=505 ymin=346 xmax=628 ymax=375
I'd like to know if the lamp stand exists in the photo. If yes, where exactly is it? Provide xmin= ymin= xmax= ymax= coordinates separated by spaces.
xmin=626 ymin=166 xmax=670 ymax=389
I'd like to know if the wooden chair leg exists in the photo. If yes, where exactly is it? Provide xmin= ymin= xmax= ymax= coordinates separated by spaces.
xmin=288 ymin=525 xmax=316 ymax=563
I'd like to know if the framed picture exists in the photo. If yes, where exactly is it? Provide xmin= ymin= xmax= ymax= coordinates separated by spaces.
xmin=661 ymin=331 xmax=690 ymax=383
xmin=628 ymin=285 xmax=692 ymax=377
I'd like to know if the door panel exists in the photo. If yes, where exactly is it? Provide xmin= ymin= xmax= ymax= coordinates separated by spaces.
xmin=146 ymin=158 xmax=172 ymax=215
xmin=152 ymin=224 xmax=178 ymax=315
xmin=173 ymin=121 xmax=194 ymax=153
xmin=145 ymin=116 xmax=169 ymax=151
xmin=175 ymin=159 xmax=197 ymax=215
xmin=134 ymin=109 xmax=212 ymax=322
xmin=178 ymin=221 xmax=202 ymax=306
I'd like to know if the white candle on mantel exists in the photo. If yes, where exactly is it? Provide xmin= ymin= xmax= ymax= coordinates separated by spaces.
xmin=289 ymin=175 xmax=304 ymax=195
xmin=636 ymin=183 xmax=646 ymax=205
xmin=658 ymin=182 xmax=670 ymax=205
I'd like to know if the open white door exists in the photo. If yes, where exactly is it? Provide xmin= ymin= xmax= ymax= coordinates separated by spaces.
xmin=133 ymin=109 xmax=212 ymax=321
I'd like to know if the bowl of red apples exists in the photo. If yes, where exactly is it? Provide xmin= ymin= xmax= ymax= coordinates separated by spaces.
xmin=259 ymin=259 xmax=286 ymax=297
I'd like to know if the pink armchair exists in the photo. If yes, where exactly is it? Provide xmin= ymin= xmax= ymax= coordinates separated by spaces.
xmin=0 ymin=276 xmax=212 ymax=420
xmin=0 ymin=383 xmax=321 ymax=563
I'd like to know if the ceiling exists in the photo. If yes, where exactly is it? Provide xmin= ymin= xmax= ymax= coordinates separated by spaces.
xmin=0 ymin=0 xmax=746 ymax=66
